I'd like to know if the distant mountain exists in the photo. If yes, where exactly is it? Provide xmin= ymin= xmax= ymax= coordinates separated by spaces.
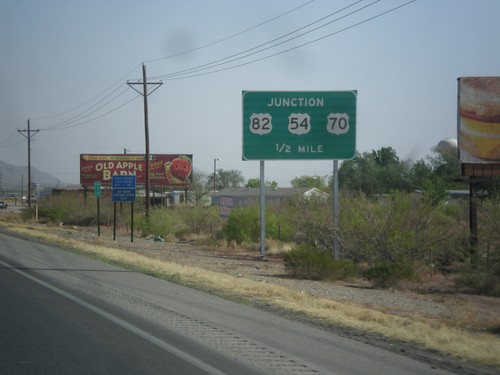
xmin=0 ymin=160 xmax=64 ymax=192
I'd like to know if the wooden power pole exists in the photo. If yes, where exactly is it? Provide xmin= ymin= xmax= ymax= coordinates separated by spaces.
xmin=127 ymin=63 xmax=162 ymax=218
xmin=18 ymin=119 xmax=39 ymax=208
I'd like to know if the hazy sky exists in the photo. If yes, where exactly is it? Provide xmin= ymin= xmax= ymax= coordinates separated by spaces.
xmin=1 ymin=0 xmax=499 ymax=187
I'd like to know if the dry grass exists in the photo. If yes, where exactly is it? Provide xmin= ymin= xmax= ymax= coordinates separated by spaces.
xmin=266 ymin=239 xmax=294 ymax=255
xmin=4 ymin=223 xmax=500 ymax=368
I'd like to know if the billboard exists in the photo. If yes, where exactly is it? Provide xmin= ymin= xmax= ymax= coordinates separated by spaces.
xmin=80 ymin=154 xmax=193 ymax=186
xmin=458 ymin=77 xmax=500 ymax=164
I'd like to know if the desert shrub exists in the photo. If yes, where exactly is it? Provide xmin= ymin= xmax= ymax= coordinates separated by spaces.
xmin=456 ymin=196 xmax=500 ymax=295
xmin=265 ymin=209 xmax=295 ymax=242
xmin=278 ymin=194 xmax=335 ymax=248
xmin=363 ymin=262 xmax=415 ymax=288
xmin=283 ymin=245 xmax=357 ymax=280
xmin=135 ymin=207 xmax=183 ymax=238
xmin=168 ymin=204 xmax=222 ymax=238
xmin=426 ymin=203 xmax=469 ymax=267
xmin=20 ymin=207 xmax=36 ymax=221
xmin=34 ymin=192 xmax=97 ymax=225
xmin=340 ymin=191 xmax=468 ymax=268
xmin=456 ymin=265 xmax=500 ymax=296
xmin=223 ymin=203 xmax=297 ymax=244
xmin=223 ymin=205 xmax=259 ymax=243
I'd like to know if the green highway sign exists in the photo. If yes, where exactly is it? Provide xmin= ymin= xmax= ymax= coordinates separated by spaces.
xmin=94 ymin=181 xmax=101 ymax=197
xmin=242 ymin=91 xmax=357 ymax=160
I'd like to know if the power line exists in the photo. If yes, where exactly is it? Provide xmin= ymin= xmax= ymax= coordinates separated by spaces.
xmin=41 ymin=92 xmax=140 ymax=131
xmin=151 ymin=0 xmax=376 ymax=80
xmin=21 ymin=0 xmax=416 ymax=135
xmin=41 ymin=85 xmax=135 ymax=131
xmin=143 ymin=0 xmax=316 ymax=64
xmin=152 ymin=0 xmax=416 ymax=81
xmin=30 ymin=2 xmax=315 ymax=130
xmin=31 ymin=64 xmax=142 ymax=122
xmin=0 ymin=130 xmax=24 ymax=148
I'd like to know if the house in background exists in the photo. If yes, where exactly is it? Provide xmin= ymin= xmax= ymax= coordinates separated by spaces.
xmin=211 ymin=187 xmax=328 ymax=207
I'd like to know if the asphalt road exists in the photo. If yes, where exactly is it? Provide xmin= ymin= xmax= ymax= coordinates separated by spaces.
xmin=0 ymin=230 xmax=454 ymax=374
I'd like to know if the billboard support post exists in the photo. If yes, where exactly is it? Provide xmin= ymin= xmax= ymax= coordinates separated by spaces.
xmin=469 ymin=180 xmax=478 ymax=265
xmin=131 ymin=202 xmax=134 ymax=243
xmin=113 ymin=202 xmax=117 ymax=241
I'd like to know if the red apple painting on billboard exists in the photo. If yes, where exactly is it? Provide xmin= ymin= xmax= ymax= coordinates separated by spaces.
xmin=164 ymin=155 xmax=193 ymax=185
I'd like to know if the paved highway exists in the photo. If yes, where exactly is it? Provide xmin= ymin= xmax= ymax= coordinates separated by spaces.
xmin=0 ymin=230 xmax=453 ymax=374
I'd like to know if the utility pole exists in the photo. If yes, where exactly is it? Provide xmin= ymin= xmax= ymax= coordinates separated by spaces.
xmin=18 ymin=119 xmax=39 ymax=208
xmin=127 ymin=63 xmax=162 ymax=218
xmin=213 ymin=158 xmax=221 ymax=193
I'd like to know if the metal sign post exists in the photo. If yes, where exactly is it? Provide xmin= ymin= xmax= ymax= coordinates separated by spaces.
xmin=260 ymin=160 xmax=265 ymax=260
xmin=333 ymin=160 xmax=339 ymax=260
xmin=112 ymin=176 xmax=136 ymax=242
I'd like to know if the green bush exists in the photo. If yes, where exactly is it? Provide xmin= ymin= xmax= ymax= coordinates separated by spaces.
xmin=265 ymin=211 xmax=295 ymax=242
xmin=135 ymin=207 xmax=180 ymax=238
xmin=453 ymin=196 xmax=500 ymax=296
xmin=283 ymin=245 xmax=357 ymax=280
xmin=135 ymin=205 xmax=223 ymax=240
xmin=277 ymin=194 xmax=336 ymax=248
xmin=339 ymin=191 xmax=469 ymax=267
xmin=363 ymin=262 xmax=415 ymax=288
xmin=222 ymin=204 xmax=296 ymax=244
xmin=174 ymin=204 xmax=222 ymax=237
xmin=32 ymin=193 xmax=98 ymax=225
xmin=456 ymin=269 xmax=500 ymax=296
xmin=20 ymin=207 xmax=36 ymax=221
xmin=223 ymin=206 xmax=260 ymax=243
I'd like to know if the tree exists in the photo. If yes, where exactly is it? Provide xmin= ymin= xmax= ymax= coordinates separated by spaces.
xmin=246 ymin=178 xmax=278 ymax=189
xmin=291 ymin=175 xmax=328 ymax=191
xmin=372 ymin=147 xmax=412 ymax=192
xmin=207 ymin=169 xmax=245 ymax=191
xmin=408 ymin=159 xmax=433 ymax=190
xmin=188 ymin=169 xmax=209 ymax=204
xmin=428 ymin=146 xmax=462 ymax=189
xmin=246 ymin=178 xmax=260 ymax=188
xmin=372 ymin=146 xmax=400 ymax=168
xmin=339 ymin=147 xmax=411 ymax=195
xmin=338 ymin=151 xmax=377 ymax=194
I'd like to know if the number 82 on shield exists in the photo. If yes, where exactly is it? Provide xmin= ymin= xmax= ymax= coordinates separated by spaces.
xmin=249 ymin=113 xmax=272 ymax=135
